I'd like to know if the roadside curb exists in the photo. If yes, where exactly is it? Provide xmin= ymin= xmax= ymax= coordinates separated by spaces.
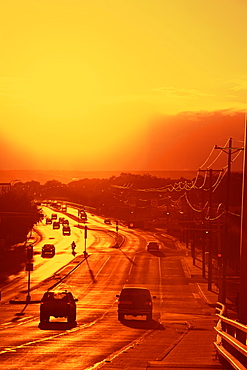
xmin=9 ymin=300 xmax=41 ymax=304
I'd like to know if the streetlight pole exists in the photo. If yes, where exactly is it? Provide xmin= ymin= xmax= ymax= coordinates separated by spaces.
xmin=26 ymin=244 xmax=34 ymax=302
xmin=84 ymin=225 xmax=88 ymax=257
xmin=116 ymin=220 xmax=119 ymax=246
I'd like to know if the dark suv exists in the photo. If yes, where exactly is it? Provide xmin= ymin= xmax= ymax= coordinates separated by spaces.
xmin=41 ymin=244 xmax=55 ymax=258
xmin=40 ymin=290 xmax=78 ymax=323
xmin=116 ymin=287 xmax=155 ymax=321
xmin=147 ymin=241 xmax=159 ymax=252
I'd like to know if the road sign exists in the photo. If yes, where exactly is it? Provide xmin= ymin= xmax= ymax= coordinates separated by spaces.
xmin=26 ymin=263 xmax=33 ymax=271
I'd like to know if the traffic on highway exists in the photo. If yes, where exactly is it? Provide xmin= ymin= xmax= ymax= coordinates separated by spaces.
xmin=0 ymin=202 xmax=216 ymax=369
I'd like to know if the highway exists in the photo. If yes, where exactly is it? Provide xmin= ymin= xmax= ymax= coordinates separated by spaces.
xmin=0 ymin=205 xmax=217 ymax=369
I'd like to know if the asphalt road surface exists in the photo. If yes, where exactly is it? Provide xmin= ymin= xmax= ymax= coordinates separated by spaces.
xmin=0 ymin=207 xmax=213 ymax=370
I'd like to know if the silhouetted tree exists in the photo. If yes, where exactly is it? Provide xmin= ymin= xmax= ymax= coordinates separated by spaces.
xmin=0 ymin=190 xmax=42 ymax=248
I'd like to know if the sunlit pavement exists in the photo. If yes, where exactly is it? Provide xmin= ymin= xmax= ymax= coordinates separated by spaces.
xmin=0 ymin=213 xmax=226 ymax=369
xmin=1 ymin=207 xmax=110 ymax=305
xmin=98 ymin=238 xmax=225 ymax=370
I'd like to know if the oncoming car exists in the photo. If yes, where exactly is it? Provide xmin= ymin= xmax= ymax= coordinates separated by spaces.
xmin=40 ymin=290 xmax=78 ymax=324
xmin=53 ymin=221 xmax=60 ymax=230
xmin=62 ymin=225 xmax=71 ymax=236
xmin=59 ymin=217 xmax=65 ymax=224
xmin=41 ymin=244 xmax=55 ymax=258
xmin=116 ymin=287 xmax=156 ymax=321
xmin=104 ymin=219 xmax=111 ymax=225
xmin=146 ymin=241 xmax=159 ymax=252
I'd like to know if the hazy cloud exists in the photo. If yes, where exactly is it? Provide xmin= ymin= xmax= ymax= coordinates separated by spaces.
xmin=144 ymin=109 xmax=244 ymax=172
xmin=178 ymin=110 xmax=215 ymax=121
xmin=150 ymin=87 xmax=214 ymax=99
xmin=180 ymin=109 xmax=239 ymax=120
xmin=230 ymin=78 xmax=247 ymax=92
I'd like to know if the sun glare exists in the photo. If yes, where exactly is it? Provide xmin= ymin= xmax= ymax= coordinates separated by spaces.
xmin=0 ymin=0 xmax=246 ymax=171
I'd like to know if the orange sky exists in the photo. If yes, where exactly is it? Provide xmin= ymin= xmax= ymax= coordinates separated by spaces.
xmin=0 ymin=0 xmax=246 ymax=171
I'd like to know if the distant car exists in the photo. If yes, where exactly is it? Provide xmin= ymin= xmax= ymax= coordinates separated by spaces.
xmin=62 ymin=225 xmax=71 ymax=236
xmin=61 ymin=205 xmax=67 ymax=212
xmin=41 ymin=244 xmax=55 ymax=258
xmin=51 ymin=213 xmax=57 ymax=220
xmin=80 ymin=211 xmax=87 ymax=222
xmin=116 ymin=287 xmax=155 ymax=321
xmin=146 ymin=241 xmax=159 ymax=252
xmin=104 ymin=219 xmax=111 ymax=225
xmin=46 ymin=218 xmax=52 ymax=225
xmin=53 ymin=221 xmax=60 ymax=230
xmin=59 ymin=217 xmax=65 ymax=224
xmin=63 ymin=219 xmax=69 ymax=225
xmin=40 ymin=290 xmax=77 ymax=323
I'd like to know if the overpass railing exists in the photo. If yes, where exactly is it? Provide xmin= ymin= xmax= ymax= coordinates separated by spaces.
xmin=214 ymin=302 xmax=247 ymax=370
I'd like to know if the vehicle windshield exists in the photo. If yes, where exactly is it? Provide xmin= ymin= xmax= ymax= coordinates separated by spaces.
xmin=44 ymin=292 xmax=68 ymax=301
xmin=43 ymin=245 xmax=54 ymax=250
xmin=120 ymin=289 xmax=150 ymax=300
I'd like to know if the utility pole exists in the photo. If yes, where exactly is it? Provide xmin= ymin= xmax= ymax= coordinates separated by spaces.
xmin=239 ymin=121 xmax=247 ymax=324
xmin=215 ymin=138 xmax=243 ymax=303
xmin=198 ymin=169 xmax=222 ymax=290
xmin=208 ymin=169 xmax=213 ymax=291
xmin=198 ymin=169 xmax=213 ymax=288
xmin=201 ymin=185 xmax=206 ymax=279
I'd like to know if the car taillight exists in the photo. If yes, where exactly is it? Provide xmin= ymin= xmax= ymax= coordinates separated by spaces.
xmin=118 ymin=300 xmax=132 ymax=305
xmin=144 ymin=301 xmax=152 ymax=306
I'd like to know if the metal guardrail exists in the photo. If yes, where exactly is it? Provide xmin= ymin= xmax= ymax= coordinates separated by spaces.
xmin=214 ymin=302 xmax=247 ymax=370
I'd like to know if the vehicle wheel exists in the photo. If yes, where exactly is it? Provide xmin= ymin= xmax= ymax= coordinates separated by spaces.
xmin=118 ymin=313 xmax=124 ymax=321
xmin=146 ymin=313 xmax=152 ymax=321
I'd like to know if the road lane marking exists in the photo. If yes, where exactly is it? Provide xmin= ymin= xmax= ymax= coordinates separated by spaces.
xmin=126 ymin=256 xmax=136 ymax=279
xmin=83 ymin=322 xmax=161 ymax=370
